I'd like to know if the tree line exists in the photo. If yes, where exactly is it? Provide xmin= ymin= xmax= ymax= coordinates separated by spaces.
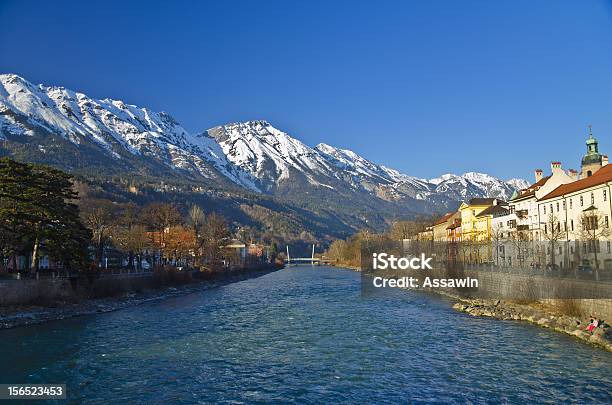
xmin=325 ymin=218 xmax=433 ymax=267
xmin=0 ymin=157 xmax=238 ymax=273
xmin=79 ymin=198 xmax=232 ymax=271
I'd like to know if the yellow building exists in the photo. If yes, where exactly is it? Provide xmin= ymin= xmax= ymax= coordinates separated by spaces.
xmin=459 ymin=198 xmax=505 ymax=263
xmin=432 ymin=212 xmax=460 ymax=242
xmin=459 ymin=198 xmax=499 ymax=241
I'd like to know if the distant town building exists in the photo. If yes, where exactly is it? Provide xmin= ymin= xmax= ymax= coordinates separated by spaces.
xmin=416 ymin=226 xmax=434 ymax=241
xmin=433 ymin=212 xmax=458 ymax=242
xmin=446 ymin=217 xmax=462 ymax=243
xmin=423 ymin=128 xmax=609 ymax=270
xmin=459 ymin=198 xmax=502 ymax=244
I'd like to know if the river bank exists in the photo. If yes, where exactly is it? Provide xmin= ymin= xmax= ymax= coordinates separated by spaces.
xmin=452 ymin=298 xmax=612 ymax=351
xmin=331 ymin=263 xmax=612 ymax=351
xmin=2 ymin=266 xmax=610 ymax=403
xmin=0 ymin=266 xmax=280 ymax=330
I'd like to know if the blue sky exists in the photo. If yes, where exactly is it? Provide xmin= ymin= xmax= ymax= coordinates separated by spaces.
xmin=1 ymin=1 xmax=611 ymax=181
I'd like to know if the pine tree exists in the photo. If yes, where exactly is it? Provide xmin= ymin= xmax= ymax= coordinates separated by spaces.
xmin=0 ymin=158 xmax=91 ymax=272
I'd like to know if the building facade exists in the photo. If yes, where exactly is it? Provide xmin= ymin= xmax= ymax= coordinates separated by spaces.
xmin=538 ymin=163 xmax=612 ymax=270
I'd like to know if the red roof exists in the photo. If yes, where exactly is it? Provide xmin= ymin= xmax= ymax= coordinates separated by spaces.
xmin=540 ymin=164 xmax=612 ymax=201
xmin=446 ymin=218 xmax=461 ymax=230
xmin=434 ymin=212 xmax=455 ymax=226
xmin=510 ymin=175 xmax=551 ymax=201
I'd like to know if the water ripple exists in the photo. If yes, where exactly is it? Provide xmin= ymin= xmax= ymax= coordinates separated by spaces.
xmin=0 ymin=267 xmax=610 ymax=404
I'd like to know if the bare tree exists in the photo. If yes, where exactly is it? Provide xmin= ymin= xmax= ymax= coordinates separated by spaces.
xmin=113 ymin=225 xmax=151 ymax=270
xmin=116 ymin=202 xmax=141 ymax=268
xmin=388 ymin=218 xmax=432 ymax=241
xmin=326 ymin=239 xmax=348 ymax=263
xmin=389 ymin=221 xmax=415 ymax=240
xmin=188 ymin=205 xmax=205 ymax=265
xmin=80 ymin=199 xmax=118 ymax=266
xmin=200 ymin=212 xmax=230 ymax=264
xmin=579 ymin=208 xmax=611 ymax=280
xmin=491 ymin=223 xmax=505 ymax=267
xmin=542 ymin=212 xmax=566 ymax=270
xmin=509 ymin=229 xmax=531 ymax=269
xmin=141 ymin=202 xmax=182 ymax=264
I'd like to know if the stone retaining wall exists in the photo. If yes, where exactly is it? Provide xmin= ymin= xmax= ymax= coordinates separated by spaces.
xmin=363 ymin=267 xmax=612 ymax=320
xmin=0 ymin=278 xmax=75 ymax=306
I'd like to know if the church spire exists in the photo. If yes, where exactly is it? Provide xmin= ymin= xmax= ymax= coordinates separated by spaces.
xmin=581 ymin=124 xmax=602 ymax=178
xmin=585 ymin=125 xmax=598 ymax=154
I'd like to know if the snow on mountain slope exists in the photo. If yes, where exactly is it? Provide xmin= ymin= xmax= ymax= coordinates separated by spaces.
xmin=207 ymin=120 xmax=335 ymax=189
xmin=506 ymin=178 xmax=530 ymax=191
xmin=428 ymin=172 xmax=523 ymax=201
xmin=0 ymin=73 xmax=526 ymax=207
xmin=313 ymin=143 xmax=522 ymax=201
xmin=315 ymin=143 xmax=393 ymax=183
xmin=0 ymin=73 xmax=260 ymax=191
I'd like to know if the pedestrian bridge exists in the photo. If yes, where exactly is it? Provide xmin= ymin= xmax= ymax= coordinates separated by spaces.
xmin=285 ymin=244 xmax=334 ymax=265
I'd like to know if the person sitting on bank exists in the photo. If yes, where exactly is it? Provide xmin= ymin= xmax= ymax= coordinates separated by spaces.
xmin=587 ymin=318 xmax=599 ymax=333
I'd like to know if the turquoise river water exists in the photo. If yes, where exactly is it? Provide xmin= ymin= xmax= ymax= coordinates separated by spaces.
xmin=0 ymin=266 xmax=611 ymax=404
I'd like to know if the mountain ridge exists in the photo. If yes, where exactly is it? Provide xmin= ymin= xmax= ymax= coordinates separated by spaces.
xmin=0 ymin=73 xmax=528 ymax=239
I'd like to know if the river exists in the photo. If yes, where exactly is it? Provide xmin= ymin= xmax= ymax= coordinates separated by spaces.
xmin=0 ymin=266 xmax=611 ymax=404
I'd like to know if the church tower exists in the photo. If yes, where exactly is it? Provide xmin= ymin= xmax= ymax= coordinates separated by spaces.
xmin=580 ymin=125 xmax=604 ymax=178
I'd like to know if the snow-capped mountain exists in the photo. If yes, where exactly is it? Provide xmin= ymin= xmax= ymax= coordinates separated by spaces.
xmin=207 ymin=120 xmax=335 ymax=191
xmin=0 ymin=73 xmax=260 ymax=191
xmin=313 ymin=143 xmax=524 ymax=202
xmin=0 ymin=73 xmax=527 ymax=217
xmin=427 ymin=172 xmax=529 ymax=201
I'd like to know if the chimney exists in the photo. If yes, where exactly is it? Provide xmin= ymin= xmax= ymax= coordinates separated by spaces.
xmin=551 ymin=161 xmax=562 ymax=175
xmin=567 ymin=169 xmax=578 ymax=180
xmin=603 ymin=155 xmax=609 ymax=166
xmin=535 ymin=169 xmax=543 ymax=182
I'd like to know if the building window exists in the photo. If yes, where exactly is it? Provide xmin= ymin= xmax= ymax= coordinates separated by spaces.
xmin=580 ymin=196 xmax=583 ymax=206
xmin=563 ymin=221 xmax=567 ymax=231
xmin=585 ymin=216 xmax=598 ymax=231
xmin=550 ymin=204 xmax=553 ymax=213
xmin=605 ymin=190 xmax=608 ymax=202
xmin=544 ymin=224 xmax=547 ymax=234
xmin=591 ymin=192 xmax=595 ymax=205
xmin=571 ymin=219 xmax=574 ymax=231
xmin=543 ymin=206 xmax=546 ymax=214
xmin=606 ymin=216 xmax=609 ymax=228
xmin=563 ymin=200 xmax=566 ymax=210
xmin=570 ymin=199 xmax=572 ymax=209
xmin=608 ymin=241 xmax=611 ymax=254
xmin=556 ymin=202 xmax=559 ymax=212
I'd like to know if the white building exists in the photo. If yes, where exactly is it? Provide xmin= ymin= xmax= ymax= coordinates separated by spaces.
xmin=538 ymin=163 xmax=611 ymax=270
xmin=508 ymin=161 xmax=576 ymax=242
